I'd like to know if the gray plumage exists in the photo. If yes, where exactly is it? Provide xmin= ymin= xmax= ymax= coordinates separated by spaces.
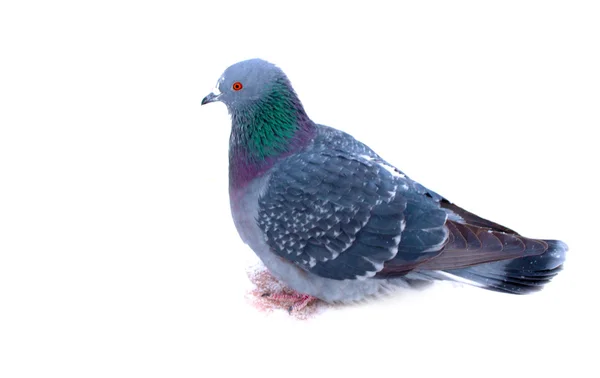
xmin=202 ymin=59 xmax=567 ymax=303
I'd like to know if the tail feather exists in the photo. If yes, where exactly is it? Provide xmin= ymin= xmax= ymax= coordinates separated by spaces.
xmin=442 ymin=240 xmax=567 ymax=294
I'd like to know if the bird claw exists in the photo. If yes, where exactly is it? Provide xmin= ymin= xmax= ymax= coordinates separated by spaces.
xmin=260 ymin=291 xmax=317 ymax=314
xmin=247 ymin=267 xmax=320 ymax=317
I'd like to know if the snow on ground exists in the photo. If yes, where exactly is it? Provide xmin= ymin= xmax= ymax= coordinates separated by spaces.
xmin=1 ymin=1 xmax=598 ymax=377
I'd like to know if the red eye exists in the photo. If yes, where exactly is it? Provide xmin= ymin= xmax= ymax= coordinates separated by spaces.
xmin=232 ymin=82 xmax=243 ymax=91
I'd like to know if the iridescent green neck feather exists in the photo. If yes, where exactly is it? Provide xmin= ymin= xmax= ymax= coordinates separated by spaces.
xmin=229 ymin=76 xmax=315 ymax=188
xmin=230 ymin=77 xmax=313 ymax=160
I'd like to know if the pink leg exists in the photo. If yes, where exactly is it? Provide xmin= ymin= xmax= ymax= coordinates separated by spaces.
xmin=246 ymin=266 xmax=321 ymax=317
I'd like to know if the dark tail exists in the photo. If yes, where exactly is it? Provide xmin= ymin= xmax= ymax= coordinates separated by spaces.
xmin=443 ymin=240 xmax=568 ymax=294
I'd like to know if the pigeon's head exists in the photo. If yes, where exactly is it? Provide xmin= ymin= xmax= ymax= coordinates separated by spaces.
xmin=202 ymin=59 xmax=314 ymax=163
xmin=201 ymin=59 xmax=288 ymax=111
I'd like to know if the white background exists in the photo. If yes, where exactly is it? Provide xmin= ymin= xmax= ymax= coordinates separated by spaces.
xmin=1 ymin=1 xmax=598 ymax=377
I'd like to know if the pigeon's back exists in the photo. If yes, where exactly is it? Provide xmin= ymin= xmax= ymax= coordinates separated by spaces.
xmin=257 ymin=124 xmax=566 ymax=297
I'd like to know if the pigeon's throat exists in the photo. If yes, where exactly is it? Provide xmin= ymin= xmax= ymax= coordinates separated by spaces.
xmin=230 ymin=89 xmax=313 ymax=158
xmin=228 ymin=90 xmax=315 ymax=189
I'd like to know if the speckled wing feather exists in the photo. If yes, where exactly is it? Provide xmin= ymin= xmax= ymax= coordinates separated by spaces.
xmin=257 ymin=150 xmax=448 ymax=280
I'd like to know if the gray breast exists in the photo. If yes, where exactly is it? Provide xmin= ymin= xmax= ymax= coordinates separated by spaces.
xmin=231 ymin=172 xmax=412 ymax=303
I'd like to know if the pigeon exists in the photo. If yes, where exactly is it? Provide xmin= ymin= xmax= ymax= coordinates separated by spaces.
xmin=201 ymin=58 xmax=567 ymax=308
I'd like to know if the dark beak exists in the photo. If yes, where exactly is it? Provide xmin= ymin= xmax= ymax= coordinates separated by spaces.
xmin=201 ymin=92 xmax=220 ymax=106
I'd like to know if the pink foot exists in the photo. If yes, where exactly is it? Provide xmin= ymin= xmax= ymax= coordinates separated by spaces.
xmin=262 ymin=291 xmax=318 ymax=313
xmin=245 ymin=265 xmax=323 ymax=318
